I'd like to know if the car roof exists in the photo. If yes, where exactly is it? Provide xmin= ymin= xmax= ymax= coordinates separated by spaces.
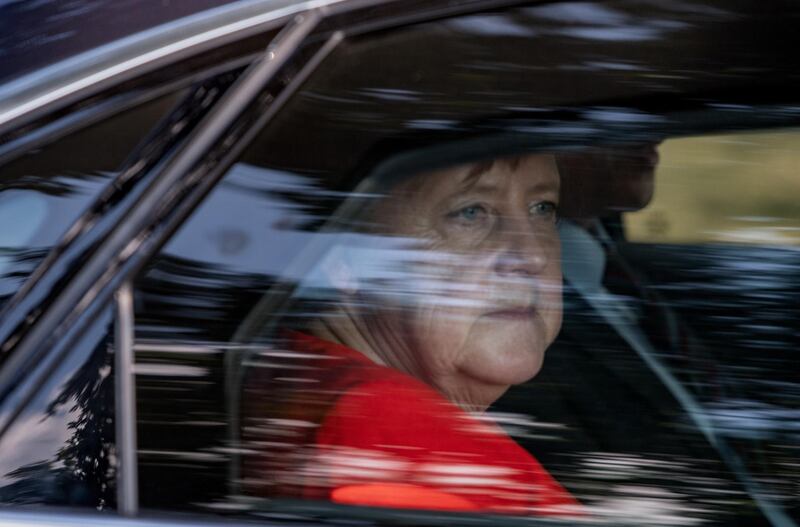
xmin=0 ymin=0 xmax=342 ymax=135
xmin=0 ymin=0 xmax=243 ymax=86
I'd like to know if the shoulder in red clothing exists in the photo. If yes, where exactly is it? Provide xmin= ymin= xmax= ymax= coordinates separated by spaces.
xmin=243 ymin=332 xmax=583 ymax=516
xmin=297 ymin=333 xmax=582 ymax=515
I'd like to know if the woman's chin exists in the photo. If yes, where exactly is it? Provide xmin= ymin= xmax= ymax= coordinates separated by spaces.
xmin=473 ymin=319 xmax=548 ymax=381
xmin=462 ymin=340 xmax=546 ymax=389
xmin=501 ymin=351 xmax=546 ymax=385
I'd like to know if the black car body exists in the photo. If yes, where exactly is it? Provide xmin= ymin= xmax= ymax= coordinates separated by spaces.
xmin=0 ymin=1 xmax=798 ymax=526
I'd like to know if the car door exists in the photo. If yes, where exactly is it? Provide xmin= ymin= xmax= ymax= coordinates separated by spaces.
xmin=1 ymin=1 xmax=799 ymax=526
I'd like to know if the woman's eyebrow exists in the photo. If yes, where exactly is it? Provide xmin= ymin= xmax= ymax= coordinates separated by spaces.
xmin=525 ymin=179 xmax=559 ymax=195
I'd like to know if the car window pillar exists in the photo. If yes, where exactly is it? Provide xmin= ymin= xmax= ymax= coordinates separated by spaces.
xmin=115 ymin=281 xmax=138 ymax=516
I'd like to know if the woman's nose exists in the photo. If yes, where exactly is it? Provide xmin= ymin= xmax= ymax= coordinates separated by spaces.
xmin=491 ymin=220 xmax=551 ymax=277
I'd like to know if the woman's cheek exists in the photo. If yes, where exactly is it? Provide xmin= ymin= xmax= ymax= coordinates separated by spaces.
xmin=411 ymin=305 xmax=475 ymax=373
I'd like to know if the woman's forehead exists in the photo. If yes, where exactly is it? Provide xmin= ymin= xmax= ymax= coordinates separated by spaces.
xmin=393 ymin=153 xmax=559 ymax=200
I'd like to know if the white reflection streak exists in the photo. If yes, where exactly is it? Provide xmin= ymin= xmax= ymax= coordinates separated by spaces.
xmin=708 ymin=227 xmax=800 ymax=245
xmin=282 ymin=446 xmax=546 ymax=499
xmin=418 ymin=463 xmax=515 ymax=476
xmin=585 ymin=491 xmax=710 ymax=526
xmin=298 ymin=239 xmax=560 ymax=311
xmin=418 ymin=461 xmax=522 ymax=492
xmin=571 ymin=452 xmax=745 ymax=525
xmin=289 ymin=447 xmax=410 ymax=485
xmin=133 ymin=364 xmax=207 ymax=377
xmin=447 ymin=14 xmax=537 ymax=37
xmin=485 ymin=411 xmax=567 ymax=429
xmin=701 ymin=398 xmax=800 ymax=439
xmin=527 ymin=2 xmax=628 ymax=25
xmin=420 ymin=475 xmax=518 ymax=487
xmin=266 ymin=418 xmax=318 ymax=429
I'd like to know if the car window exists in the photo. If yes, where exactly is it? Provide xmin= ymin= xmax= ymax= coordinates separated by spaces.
xmin=0 ymin=92 xmax=182 ymax=311
xmin=618 ymin=134 xmax=800 ymax=516
xmin=133 ymin=139 xmax=800 ymax=525
xmin=0 ymin=90 xmax=191 ymax=511
xmin=626 ymin=130 xmax=800 ymax=245
xmin=126 ymin=2 xmax=800 ymax=525
xmin=0 ymin=304 xmax=115 ymax=508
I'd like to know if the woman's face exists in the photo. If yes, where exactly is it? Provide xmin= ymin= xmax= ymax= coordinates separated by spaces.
xmin=361 ymin=154 xmax=562 ymax=408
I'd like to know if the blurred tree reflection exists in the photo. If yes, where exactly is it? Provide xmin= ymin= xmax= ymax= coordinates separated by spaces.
xmin=0 ymin=328 xmax=114 ymax=508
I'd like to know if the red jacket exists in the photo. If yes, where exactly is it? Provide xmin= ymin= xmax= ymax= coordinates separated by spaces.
xmin=243 ymin=332 xmax=582 ymax=516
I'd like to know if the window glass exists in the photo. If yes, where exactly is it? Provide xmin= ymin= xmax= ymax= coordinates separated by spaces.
xmin=135 ymin=139 xmax=800 ymax=524
xmin=0 ymin=92 xmax=181 ymax=310
xmin=0 ymin=305 xmax=115 ymax=509
xmin=131 ymin=2 xmax=800 ymax=525
xmin=503 ymin=137 xmax=800 ymax=523
xmin=618 ymin=136 xmax=799 ymax=519
xmin=626 ymin=131 xmax=800 ymax=245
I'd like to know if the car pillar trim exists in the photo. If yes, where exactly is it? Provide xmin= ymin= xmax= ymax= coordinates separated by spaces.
xmin=114 ymin=282 xmax=138 ymax=517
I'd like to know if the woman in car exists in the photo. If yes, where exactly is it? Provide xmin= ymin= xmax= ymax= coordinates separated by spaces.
xmin=242 ymin=153 xmax=581 ymax=516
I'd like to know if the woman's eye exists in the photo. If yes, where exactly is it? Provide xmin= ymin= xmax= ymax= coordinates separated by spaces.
xmin=448 ymin=204 xmax=489 ymax=223
xmin=530 ymin=201 xmax=558 ymax=221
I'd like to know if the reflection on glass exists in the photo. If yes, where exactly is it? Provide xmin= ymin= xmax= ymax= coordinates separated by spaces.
xmin=627 ymin=131 xmax=800 ymax=245
xmin=535 ymin=140 xmax=799 ymax=523
xmin=0 ymin=307 xmax=114 ymax=507
xmin=137 ymin=140 xmax=798 ymax=524
xmin=0 ymin=172 xmax=110 ymax=304
xmin=0 ymin=91 xmax=181 ymax=310
xmin=240 ymin=154 xmax=581 ymax=516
